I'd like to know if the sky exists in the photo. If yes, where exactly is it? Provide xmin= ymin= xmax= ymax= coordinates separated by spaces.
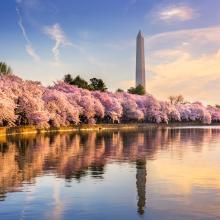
xmin=1 ymin=0 xmax=220 ymax=105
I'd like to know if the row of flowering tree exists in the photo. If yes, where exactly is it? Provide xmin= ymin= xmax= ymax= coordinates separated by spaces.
xmin=0 ymin=74 xmax=220 ymax=128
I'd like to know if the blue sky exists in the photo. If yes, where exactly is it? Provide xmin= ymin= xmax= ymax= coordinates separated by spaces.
xmin=1 ymin=0 xmax=220 ymax=104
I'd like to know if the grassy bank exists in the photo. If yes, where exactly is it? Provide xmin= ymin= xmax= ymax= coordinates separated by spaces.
xmin=0 ymin=122 xmax=220 ymax=136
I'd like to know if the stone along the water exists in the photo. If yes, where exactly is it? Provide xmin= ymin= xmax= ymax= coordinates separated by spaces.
xmin=136 ymin=30 xmax=146 ymax=89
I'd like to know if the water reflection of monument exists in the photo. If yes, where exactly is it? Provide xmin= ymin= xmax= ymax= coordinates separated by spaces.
xmin=0 ymin=128 xmax=219 ymax=214
xmin=136 ymin=159 xmax=147 ymax=215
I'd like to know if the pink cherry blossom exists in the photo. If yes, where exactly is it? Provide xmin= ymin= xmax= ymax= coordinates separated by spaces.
xmin=0 ymin=74 xmax=217 ymax=127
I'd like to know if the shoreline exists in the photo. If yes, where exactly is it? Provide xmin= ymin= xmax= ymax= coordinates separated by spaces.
xmin=1 ymin=122 xmax=220 ymax=137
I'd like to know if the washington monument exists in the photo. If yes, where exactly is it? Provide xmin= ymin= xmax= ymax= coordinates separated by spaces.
xmin=136 ymin=30 xmax=146 ymax=89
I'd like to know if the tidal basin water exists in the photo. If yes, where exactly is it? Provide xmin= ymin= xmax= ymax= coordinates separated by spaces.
xmin=0 ymin=127 xmax=220 ymax=220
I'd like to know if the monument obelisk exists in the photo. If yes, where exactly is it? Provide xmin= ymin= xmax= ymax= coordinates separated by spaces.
xmin=136 ymin=30 xmax=146 ymax=90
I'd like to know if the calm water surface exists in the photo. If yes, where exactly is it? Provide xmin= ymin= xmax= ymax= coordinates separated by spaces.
xmin=0 ymin=127 xmax=220 ymax=220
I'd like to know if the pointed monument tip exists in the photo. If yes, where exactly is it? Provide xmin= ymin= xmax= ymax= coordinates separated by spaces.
xmin=137 ymin=30 xmax=144 ymax=37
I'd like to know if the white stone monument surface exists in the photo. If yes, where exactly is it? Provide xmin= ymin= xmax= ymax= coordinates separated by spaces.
xmin=136 ymin=30 xmax=146 ymax=89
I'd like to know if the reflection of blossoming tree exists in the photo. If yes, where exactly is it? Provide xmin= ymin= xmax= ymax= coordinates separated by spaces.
xmin=0 ymin=128 xmax=220 ymax=216
xmin=0 ymin=75 xmax=220 ymax=127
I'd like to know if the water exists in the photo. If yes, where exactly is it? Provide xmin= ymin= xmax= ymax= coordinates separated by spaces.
xmin=0 ymin=127 xmax=220 ymax=220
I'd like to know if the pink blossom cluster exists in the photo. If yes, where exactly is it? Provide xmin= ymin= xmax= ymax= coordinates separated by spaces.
xmin=0 ymin=75 xmax=219 ymax=128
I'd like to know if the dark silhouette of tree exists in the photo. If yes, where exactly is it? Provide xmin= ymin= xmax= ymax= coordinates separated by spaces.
xmin=0 ymin=62 xmax=12 ymax=75
xmin=116 ymin=88 xmax=124 ymax=92
xmin=64 ymin=74 xmax=90 ymax=90
xmin=64 ymin=75 xmax=108 ymax=92
xmin=168 ymin=95 xmax=186 ymax=105
xmin=89 ymin=78 xmax=107 ymax=92
xmin=128 ymin=84 xmax=145 ymax=95
xmin=64 ymin=74 xmax=73 ymax=84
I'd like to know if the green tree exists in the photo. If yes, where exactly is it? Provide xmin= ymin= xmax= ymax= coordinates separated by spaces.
xmin=64 ymin=74 xmax=90 ymax=90
xmin=89 ymin=78 xmax=107 ymax=92
xmin=0 ymin=62 xmax=12 ymax=75
xmin=116 ymin=88 xmax=124 ymax=92
xmin=72 ymin=75 xmax=90 ymax=89
xmin=128 ymin=84 xmax=145 ymax=95
xmin=64 ymin=74 xmax=73 ymax=84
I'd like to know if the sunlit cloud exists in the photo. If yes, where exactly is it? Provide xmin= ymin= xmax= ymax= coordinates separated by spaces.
xmin=143 ymin=26 xmax=220 ymax=105
xmin=148 ymin=49 xmax=220 ymax=105
xmin=146 ymin=26 xmax=220 ymax=47
xmin=25 ymin=45 xmax=41 ymax=62
xmin=16 ymin=7 xmax=40 ymax=62
xmin=44 ymin=23 xmax=72 ymax=63
xmin=155 ymin=5 xmax=197 ymax=22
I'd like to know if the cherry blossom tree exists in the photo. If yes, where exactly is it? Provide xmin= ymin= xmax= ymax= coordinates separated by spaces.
xmin=43 ymin=88 xmax=79 ymax=127
xmin=0 ymin=90 xmax=17 ymax=126
xmin=0 ymin=74 xmax=218 ymax=127
xmin=207 ymin=105 xmax=220 ymax=122
xmin=93 ymin=91 xmax=122 ymax=122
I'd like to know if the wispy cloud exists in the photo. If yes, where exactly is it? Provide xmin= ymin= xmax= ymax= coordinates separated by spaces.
xmin=145 ymin=26 xmax=220 ymax=104
xmin=146 ymin=26 xmax=220 ymax=55
xmin=44 ymin=23 xmax=72 ymax=63
xmin=44 ymin=24 xmax=105 ymax=69
xmin=16 ymin=7 xmax=40 ymax=61
xmin=25 ymin=45 xmax=41 ymax=62
xmin=155 ymin=5 xmax=197 ymax=22
xmin=148 ymin=49 xmax=220 ymax=105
